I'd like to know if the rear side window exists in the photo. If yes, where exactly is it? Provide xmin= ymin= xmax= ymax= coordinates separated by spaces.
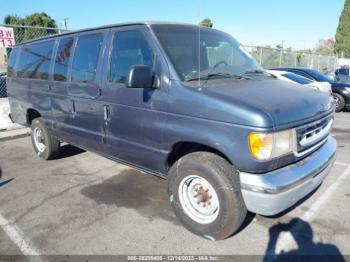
xmin=71 ymin=34 xmax=102 ymax=83
xmin=53 ymin=37 xmax=74 ymax=81
xmin=7 ymin=48 xmax=19 ymax=77
xmin=338 ymin=68 xmax=349 ymax=75
xmin=282 ymin=73 xmax=313 ymax=85
xmin=109 ymin=30 xmax=154 ymax=83
xmin=17 ymin=40 xmax=54 ymax=80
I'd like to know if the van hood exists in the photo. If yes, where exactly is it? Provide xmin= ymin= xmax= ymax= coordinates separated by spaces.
xmin=199 ymin=78 xmax=333 ymax=128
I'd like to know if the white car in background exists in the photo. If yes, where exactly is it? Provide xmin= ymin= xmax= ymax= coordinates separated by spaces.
xmin=267 ymin=70 xmax=332 ymax=95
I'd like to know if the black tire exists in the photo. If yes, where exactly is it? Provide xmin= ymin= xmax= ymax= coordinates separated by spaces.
xmin=168 ymin=152 xmax=247 ymax=240
xmin=333 ymin=93 xmax=345 ymax=112
xmin=31 ymin=117 xmax=60 ymax=160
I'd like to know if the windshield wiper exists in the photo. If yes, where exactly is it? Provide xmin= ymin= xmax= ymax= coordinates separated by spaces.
xmin=244 ymin=70 xmax=266 ymax=75
xmin=185 ymin=73 xmax=251 ymax=82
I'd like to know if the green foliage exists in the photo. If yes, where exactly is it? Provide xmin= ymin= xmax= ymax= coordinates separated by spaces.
xmin=335 ymin=0 xmax=350 ymax=57
xmin=200 ymin=18 xmax=213 ymax=28
xmin=22 ymin=12 xmax=57 ymax=28
xmin=3 ymin=12 xmax=57 ymax=44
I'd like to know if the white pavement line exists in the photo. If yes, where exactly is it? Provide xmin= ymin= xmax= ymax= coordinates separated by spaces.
xmin=0 ymin=213 xmax=40 ymax=255
xmin=335 ymin=161 xmax=350 ymax=167
xmin=275 ymin=165 xmax=350 ymax=254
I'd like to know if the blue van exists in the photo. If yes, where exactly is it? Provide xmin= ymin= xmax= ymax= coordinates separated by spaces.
xmin=7 ymin=22 xmax=336 ymax=240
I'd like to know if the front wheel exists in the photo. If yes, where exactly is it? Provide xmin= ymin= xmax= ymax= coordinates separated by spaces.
xmin=31 ymin=117 xmax=60 ymax=160
xmin=168 ymin=152 xmax=247 ymax=240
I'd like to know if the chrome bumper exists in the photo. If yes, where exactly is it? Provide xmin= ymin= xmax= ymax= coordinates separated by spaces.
xmin=240 ymin=136 xmax=337 ymax=216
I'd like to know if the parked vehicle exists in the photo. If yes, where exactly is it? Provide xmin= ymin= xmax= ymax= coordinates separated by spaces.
xmin=335 ymin=66 xmax=350 ymax=84
xmin=271 ymin=67 xmax=350 ymax=112
xmin=7 ymin=22 xmax=336 ymax=240
xmin=267 ymin=70 xmax=332 ymax=95
xmin=0 ymin=72 xmax=7 ymax=98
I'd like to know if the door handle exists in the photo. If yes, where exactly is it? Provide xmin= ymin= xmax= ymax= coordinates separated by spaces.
xmin=71 ymin=100 xmax=76 ymax=115
xmin=104 ymin=105 xmax=110 ymax=121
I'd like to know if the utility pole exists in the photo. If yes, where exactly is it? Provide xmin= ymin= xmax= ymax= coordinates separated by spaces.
xmin=279 ymin=40 xmax=285 ymax=67
xmin=62 ymin=17 xmax=69 ymax=30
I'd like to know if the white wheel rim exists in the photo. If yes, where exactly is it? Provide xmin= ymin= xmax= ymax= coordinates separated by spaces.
xmin=33 ymin=127 xmax=46 ymax=152
xmin=178 ymin=175 xmax=220 ymax=224
xmin=334 ymin=96 xmax=340 ymax=108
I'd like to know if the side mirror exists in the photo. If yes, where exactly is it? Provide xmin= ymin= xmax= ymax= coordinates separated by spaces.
xmin=126 ymin=65 xmax=153 ymax=88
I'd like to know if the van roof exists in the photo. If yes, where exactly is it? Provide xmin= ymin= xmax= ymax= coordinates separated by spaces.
xmin=14 ymin=21 xmax=201 ymax=46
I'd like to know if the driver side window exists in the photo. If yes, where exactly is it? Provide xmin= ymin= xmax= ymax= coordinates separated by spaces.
xmin=109 ymin=30 xmax=154 ymax=84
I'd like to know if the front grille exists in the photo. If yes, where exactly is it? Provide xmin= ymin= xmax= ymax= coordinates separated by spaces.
xmin=295 ymin=116 xmax=333 ymax=156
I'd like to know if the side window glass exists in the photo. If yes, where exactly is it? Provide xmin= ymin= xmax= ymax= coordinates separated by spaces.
xmin=71 ymin=34 xmax=102 ymax=83
xmin=109 ymin=30 xmax=154 ymax=83
xmin=53 ymin=37 xmax=74 ymax=81
xmin=293 ymin=70 xmax=311 ymax=80
xmin=7 ymin=48 xmax=19 ymax=77
xmin=17 ymin=40 xmax=54 ymax=80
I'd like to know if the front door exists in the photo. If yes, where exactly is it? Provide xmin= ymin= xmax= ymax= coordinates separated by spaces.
xmin=101 ymin=26 xmax=170 ymax=173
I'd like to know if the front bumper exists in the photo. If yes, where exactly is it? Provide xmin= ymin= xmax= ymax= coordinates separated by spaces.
xmin=240 ymin=136 xmax=337 ymax=216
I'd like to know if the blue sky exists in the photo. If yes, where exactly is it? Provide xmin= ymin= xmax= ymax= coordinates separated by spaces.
xmin=0 ymin=0 xmax=345 ymax=49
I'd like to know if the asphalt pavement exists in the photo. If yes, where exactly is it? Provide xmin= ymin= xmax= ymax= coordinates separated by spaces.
xmin=0 ymin=112 xmax=349 ymax=259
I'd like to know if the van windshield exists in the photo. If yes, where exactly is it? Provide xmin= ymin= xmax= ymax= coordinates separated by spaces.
xmin=151 ymin=24 xmax=266 ymax=81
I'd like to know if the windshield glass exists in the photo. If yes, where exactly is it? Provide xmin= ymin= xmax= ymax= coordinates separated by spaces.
xmin=307 ymin=69 xmax=334 ymax=82
xmin=151 ymin=24 xmax=265 ymax=81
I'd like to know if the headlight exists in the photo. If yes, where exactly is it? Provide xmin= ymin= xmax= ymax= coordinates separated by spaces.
xmin=248 ymin=129 xmax=294 ymax=160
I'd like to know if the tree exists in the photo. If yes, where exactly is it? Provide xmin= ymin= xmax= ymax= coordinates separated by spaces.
xmin=314 ymin=38 xmax=335 ymax=55
xmin=23 ymin=12 xmax=57 ymax=28
xmin=3 ymin=12 xmax=57 ymax=44
xmin=4 ymin=15 xmax=25 ymax=45
xmin=335 ymin=0 xmax=350 ymax=57
xmin=200 ymin=18 xmax=213 ymax=28
xmin=3 ymin=14 xmax=22 ymax=26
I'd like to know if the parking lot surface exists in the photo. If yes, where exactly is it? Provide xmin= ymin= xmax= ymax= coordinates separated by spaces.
xmin=0 ymin=113 xmax=349 ymax=258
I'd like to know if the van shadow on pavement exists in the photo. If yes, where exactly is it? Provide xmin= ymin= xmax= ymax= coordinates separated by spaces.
xmin=80 ymin=169 xmax=180 ymax=225
xmin=263 ymin=218 xmax=345 ymax=262
xmin=81 ymin=168 xmax=258 ymax=234
xmin=55 ymin=144 xmax=85 ymax=160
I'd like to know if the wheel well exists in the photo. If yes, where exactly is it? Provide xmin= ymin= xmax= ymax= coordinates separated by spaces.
xmin=27 ymin=109 xmax=41 ymax=125
xmin=334 ymin=92 xmax=345 ymax=98
xmin=167 ymin=142 xmax=231 ymax=169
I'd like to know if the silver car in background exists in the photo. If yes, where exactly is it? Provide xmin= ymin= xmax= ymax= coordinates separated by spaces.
xmin=268 ymin=70 xmax=332 ymax=95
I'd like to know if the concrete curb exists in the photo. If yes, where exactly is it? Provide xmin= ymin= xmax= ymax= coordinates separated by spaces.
xmin=0 ymin=128 xmax=30 ymax=142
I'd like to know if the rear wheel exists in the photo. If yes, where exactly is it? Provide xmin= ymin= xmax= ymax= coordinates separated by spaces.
xmin=31 ymin=118 xmax=60 ymax=160
xmin=333 ymin=93 xmax=345 ymax=112
xmin=168 ymin=152 xmax=247 ymax=240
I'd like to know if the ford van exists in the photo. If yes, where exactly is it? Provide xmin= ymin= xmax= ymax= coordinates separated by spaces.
xmin=7 ymin=22 xmax=336 ymax=240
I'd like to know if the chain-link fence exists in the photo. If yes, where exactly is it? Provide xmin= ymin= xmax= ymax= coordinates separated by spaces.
xmin=1 ymin=24 xmax=68 ymax=46
xmin=0 ymin=24 xmax=344 ymax=71
xmin=0 ymin=24 xmax=346 ymax=98
xmin=0 ymin=24 xmax=68 ymax=66
xmin=243 ymin=45 xmax=339 ymax=72
xmin=0 ymin=24 xmax=69 ymax=97
xmin=0 ymin=73 xmax=6 ymax=98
